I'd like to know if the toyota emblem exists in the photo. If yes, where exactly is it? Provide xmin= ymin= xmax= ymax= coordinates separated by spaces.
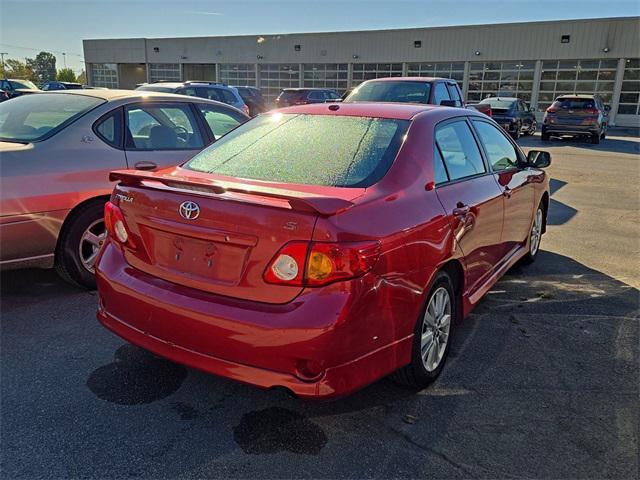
xmin=179 ymin=201 xmax=200 ymax=220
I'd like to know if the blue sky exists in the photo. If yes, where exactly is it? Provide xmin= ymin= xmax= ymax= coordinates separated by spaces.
xmin=1 ymin=0 xmax=638 ymax=73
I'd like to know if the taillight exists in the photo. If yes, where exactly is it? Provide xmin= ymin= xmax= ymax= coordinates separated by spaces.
xmin=486 ymin=107 xmax=492 ymax=118
xmin=264 ymin=241 xmax=380 ymax=287
xmin=104 ymin=201 xmax=134 ymax=247
xmin=546 ymin=107 xmax=558 ymax=113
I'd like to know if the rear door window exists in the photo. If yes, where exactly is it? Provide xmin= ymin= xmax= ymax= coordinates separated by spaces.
xmin=446 ymin=84 xmax=463 ymax=106
xmin=220 ymin=89 xmax=238 ymax=104
xmin=94 ymin=109 xmax=123 ymax=148
xmin=433 ymin=83 xmax=451 ymax=105
xmin=472 ymin=120 xmax=519 ymax=171
xmin=435 ymin=120 xmax=486 ymax=180
xmin=125 ymin=103 xmax=204 ymax=150
xmin=186 ymin=113 xmax=410 ymax=187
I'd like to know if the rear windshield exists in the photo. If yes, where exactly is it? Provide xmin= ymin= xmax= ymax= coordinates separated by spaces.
xmin=135 ymin=85 xmax=175 ymax=93
xmin=185 ymin=113 xmax=410 ymax=187
xmin=346 ymin=81 xmax=432 ymax=104
xmin=0 ymin=94 xmax=104 ymax=142
xmin=552 ymin=98 xmax=596 ymax=109
xmin=479 ymin=99 xmax=515 ymax=109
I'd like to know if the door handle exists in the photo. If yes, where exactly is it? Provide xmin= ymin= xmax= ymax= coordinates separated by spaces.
xmin=452 ymin=204 xmax=470 ymax=217
xmin=503 ymin=187 xmax=512 ymax=198
xmin=134 ymin=161 xmax=158 ymax=171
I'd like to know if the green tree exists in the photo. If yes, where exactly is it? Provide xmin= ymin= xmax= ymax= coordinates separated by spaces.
xmin=26 ymin=51 xmax=57 ymax=84
xmin=77 ymin=70 xmax=87 ymax=85
xmin=57 ymin=68 xmax=77 ymax=82
xmin=2 ymin=59 xmax=34 ymax=80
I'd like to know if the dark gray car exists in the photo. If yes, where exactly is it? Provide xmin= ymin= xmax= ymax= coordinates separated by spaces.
xmin=541 ymin=94 xmax=609 ymax=144
xmin=479 ymin=97 xmax=537 ymax=139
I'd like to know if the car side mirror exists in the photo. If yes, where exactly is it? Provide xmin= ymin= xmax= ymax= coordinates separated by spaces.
xmin=440 ymin=100 xmax=457 ymax=107
xmin=527 ymin=150 xmax=551 ymax=168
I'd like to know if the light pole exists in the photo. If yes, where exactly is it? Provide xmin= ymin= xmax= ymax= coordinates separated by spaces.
xmin=62 ymin=52 xmax=66 ymax=68
xmin=0 ymin=52 xmax=8 ymax=73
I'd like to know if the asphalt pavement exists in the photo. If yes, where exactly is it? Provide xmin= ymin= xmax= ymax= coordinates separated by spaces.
xmin=1 ymin=132 xmax=638 ymax=479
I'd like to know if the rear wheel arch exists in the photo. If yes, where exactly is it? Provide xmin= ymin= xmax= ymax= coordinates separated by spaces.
xmin=437 ymin=259 xmax=465 ymax=321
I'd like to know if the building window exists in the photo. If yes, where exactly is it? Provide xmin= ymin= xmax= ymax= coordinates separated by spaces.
xmin=351 ymin=63 xmax=403 ymax=86
xmin=467 ymin=61 xmax=535 ymax=103
xmin=302 ymin=64 xmax=348 ymax=92
xmin=149 ymin=63 xmax=181 ymax=82
xmin=90 ymin=63 xmax=118 ymax=89
xmin=537 ymin=59 xmax=617 ymax=111
xmin=407 ymin=62 xmax=464 ymax=82
xmin=619 ymin=58 xmax=640 ymax=115
xmin=219 ymin=64 xmax=257 ymax=86
xmin=259 ymin=63 xmax=300 ymax=101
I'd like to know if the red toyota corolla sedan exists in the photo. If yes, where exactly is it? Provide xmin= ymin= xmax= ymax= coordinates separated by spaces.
xmin=95 ymin=103 xmax=551 ymax=399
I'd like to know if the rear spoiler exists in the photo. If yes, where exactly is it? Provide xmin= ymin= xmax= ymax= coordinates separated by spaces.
xmin=109 ymin=169 xmax=355 ymax=216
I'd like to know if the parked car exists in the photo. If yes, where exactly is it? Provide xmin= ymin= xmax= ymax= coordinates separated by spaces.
xmin=41 ymin=81 xmax=84 ymax=91
xmin=232 ymin=86 xmax=268 ymax=116
xmin=479 ymin=97 xmax=536 ymax=139
xmin=542 ymin=94 xmax=609 ymax=144
xmin=0 ymin=90 xmax=249 ymax=288
xmin=136 ymin=81 xmax=250 ymax=116
xmin=275 ymin=88 xmax=341 ymax=107
xmin=344 ymin=77 xmax=465 ymax=107
xmin=0 ymin=78 xmax=40 ymax=99
xmin=96 ymin=103 xmax=551 ymax=399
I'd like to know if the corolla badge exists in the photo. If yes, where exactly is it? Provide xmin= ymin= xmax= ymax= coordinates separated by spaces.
xmin=179 ymin=201 xmax=200 ymax=220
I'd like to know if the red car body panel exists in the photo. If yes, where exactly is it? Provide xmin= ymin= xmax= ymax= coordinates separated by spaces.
xmin=96 ymin=104 xmax=549 ymax=399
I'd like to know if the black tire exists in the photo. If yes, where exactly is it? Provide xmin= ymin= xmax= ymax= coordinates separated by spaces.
xmin=591 ymin=133 xmax=600 ymax=145
xmin=521 ymin=203 xmax=545 ymax=265
xmin=55 ymin=200 xmax=107 ymax=289
xmin=541 ymin=132 xmax=550 ymax=141
xmin=391 ymin=271 xmax=456 ymax=389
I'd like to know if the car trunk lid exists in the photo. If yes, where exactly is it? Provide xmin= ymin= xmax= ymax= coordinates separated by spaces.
xmin=109 ymin=168 xmax=363 ymax=304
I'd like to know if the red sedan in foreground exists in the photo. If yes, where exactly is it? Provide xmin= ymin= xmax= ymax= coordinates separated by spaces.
xmin=96 ymin=103 xmax=551 ymax=399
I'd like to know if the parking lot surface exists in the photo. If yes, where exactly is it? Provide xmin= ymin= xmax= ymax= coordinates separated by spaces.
xmin=1 ymin=132 xmax=638 ymax=479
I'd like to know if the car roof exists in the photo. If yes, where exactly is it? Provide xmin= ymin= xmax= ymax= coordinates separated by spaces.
xmin=281 ymin=87 xmax=336 ymax=91
xmin=360 ymin=76 xmax=453 ymax=83
xmin=556 ymin=94 xmax=597 ymax=99
xmin=36 ymin=89 xmax=234 ymax=103
xmin=273 ymin=101 xmax=441 ymax=120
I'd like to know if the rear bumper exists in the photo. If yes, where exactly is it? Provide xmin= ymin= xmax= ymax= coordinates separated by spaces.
xmin=542 ymin=124 xmax=599 ymax=136
xmin=95 ymin=242 xmax=412 ymax=399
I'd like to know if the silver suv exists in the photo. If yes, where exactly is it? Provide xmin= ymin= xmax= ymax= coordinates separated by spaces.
xmin=136 ymin=81 xmax=250 ymax=116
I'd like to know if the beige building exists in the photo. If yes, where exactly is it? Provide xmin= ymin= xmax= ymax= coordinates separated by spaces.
xmin=83 ymin=16 xmax=640 ymax=126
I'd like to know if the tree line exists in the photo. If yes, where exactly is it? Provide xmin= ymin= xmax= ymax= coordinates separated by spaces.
xmin=1 ymin=51 xmax=86 ymax=85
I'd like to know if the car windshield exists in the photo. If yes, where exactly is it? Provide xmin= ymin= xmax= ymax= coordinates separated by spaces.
xmin=479 ymin=99 xmax=516 ymax=109
xmin=9 ymin=80 xmax=38 ymax=90
xmin=0 ymin=94 xmax=104 ymax=142
xmin=346 ymin=81 xmax=432 ymax=104
xmin=185 ymin=113 xmax=410 ymax=188
xmin=135 ymin=85 xmax=175 ymax=93
xmin=553 ymin=98 xmax=596 ymax=109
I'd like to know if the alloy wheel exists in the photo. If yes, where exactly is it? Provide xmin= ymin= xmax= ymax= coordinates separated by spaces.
xmin=79 ymin=219 xmax=107 ymax=273
xmin=530 ymin=208 xmax=543 ymax=256
xmin=420 ymin=287 xmax=452 ymax=372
